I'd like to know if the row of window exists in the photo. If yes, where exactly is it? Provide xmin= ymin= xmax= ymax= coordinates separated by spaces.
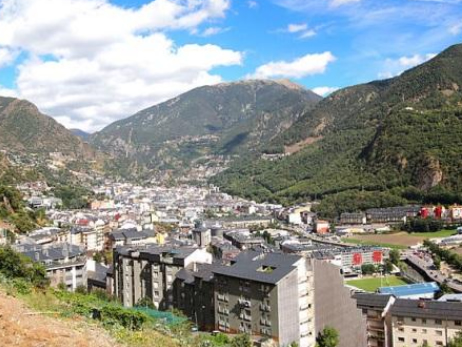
xmin=397 ymin=337 xmax=443 ymax=346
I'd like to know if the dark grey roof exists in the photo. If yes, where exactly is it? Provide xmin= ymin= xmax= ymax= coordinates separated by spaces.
xmin=390 ymin=299 xmax=462 ymax=320
xmin=88 ymin=263 xmax=110 ymax=283
xmin=15 ymin=243 xmax=85 ymax=265
xmin=212 ymin=250 xmax=302 ymax=284
xmin=353 ymin=293 xmax=392 ymax=309
xmin=176 ymin=268 xmax=195 ymax=284
xmin=116 ymin=245 xmax=199 ymax=265
xmin=193 ymin=263 xmax=216 ymax=282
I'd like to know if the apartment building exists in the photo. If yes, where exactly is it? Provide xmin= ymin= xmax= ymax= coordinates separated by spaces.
xmin=212 ymin=251 xmax=315 ymax=347
xmin=113 ymin=245 xmax=212 ymax=308
xmin=174 ymin=263 xmax=216 ymax=331
xmin=354 ymin=293 xmax=394 ymax=347
xmin=391 ymin=299 xmax=462 ymax=347
xmin=16 ymin=243 xmax=87 ymax=290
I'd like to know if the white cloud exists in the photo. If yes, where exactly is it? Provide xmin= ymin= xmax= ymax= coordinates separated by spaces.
xmin=248 ymin=1 xmax=258 ymax=9
xmin=449 ymin=22 xmax=462 ymax=35
xmin=0 ymin=0 xmax=241 ymax=132
xmin=284 ymin=23 xmax=317 ymax=38
xmin=288 ymin=23 xmax=308 ymax=33
xmin=379 ymin=53 xmax=436 ymax=79
xmin=330 ymin=0 xmax=360 ymax=6
xmin=0 ymin=85 xmax=16 ymax=97
xmin=299 ymin=29 xmax=316 ymax=38
xmin=0 ymin=47 xmax=17 ymax=67
xmin=248 ymin=52 xmax=336 ymax=79
xmin=200 ymin=26 xmax=230 ymax=36
xmin=312 ymin=86 xmax=339 ymax=96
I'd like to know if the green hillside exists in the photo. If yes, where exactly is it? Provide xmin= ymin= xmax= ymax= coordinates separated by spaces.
xmin=212 ymin=44 xmax=462 ymax=216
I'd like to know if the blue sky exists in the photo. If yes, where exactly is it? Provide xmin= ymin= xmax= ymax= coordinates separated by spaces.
xmin=0 ymin=0 xmax=461 ymax=131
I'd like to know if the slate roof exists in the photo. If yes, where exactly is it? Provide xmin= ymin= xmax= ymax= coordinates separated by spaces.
xmin=353 ymin=293 xmax=393 ymax=309
xmin=390 ymin=299 xmax=462 ymax=320
xmin=212 ymin=250 xmax=302 ymax=284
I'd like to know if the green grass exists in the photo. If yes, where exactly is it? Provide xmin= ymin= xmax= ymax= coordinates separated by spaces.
xmin=346 ymin=275 xmax=408 ymax=292
xmin=409 ymin=229 xmax=457 ymax=238
xmin=341 ymin=238 xmax=408 ymax=250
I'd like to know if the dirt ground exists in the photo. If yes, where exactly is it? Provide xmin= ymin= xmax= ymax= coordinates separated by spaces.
xmin=350 ymin=232 xmax=426 ymax=247
xmin=0 ymin=290 xmax=122 ymax=347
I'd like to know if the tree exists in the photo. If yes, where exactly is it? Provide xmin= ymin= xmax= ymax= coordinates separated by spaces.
xmin=361 ymin=264 xmax=376 ymax=275
xmin=384 ymin=259 xmax=394 ymax=273
xmin=448 ymin=331 xmax=462 ymax=347
xmin=316 ymin=326 xmax=339 ymax=347
xmin=231 ymin=334 xmax=252 ymax=347
xmin=389 ymin=249 xmax=401 ymax=265
xmin=433 ymin=254 xmax=441 ymax=270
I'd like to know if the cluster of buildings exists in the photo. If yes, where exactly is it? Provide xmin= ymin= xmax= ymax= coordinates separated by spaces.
xmin=8 ymin=181 xmax=462 ymax=347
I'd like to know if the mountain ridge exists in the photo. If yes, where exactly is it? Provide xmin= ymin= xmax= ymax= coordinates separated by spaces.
xmin=91 ymin=79 xmax=322 ymax=179
xmin=211 ymin=43 xmax=462 ymax=210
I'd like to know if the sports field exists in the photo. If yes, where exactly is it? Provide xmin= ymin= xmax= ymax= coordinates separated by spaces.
xmin=341 ymin=230 xmax=456 ymax=249
xmin=346 ymin=275 xmax=408 ymax=292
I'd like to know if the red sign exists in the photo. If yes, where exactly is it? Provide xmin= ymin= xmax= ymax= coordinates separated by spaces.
xmin=353 ymin=253 xmax=363 ymax=265
xmin=372 ymin=251 xmax=383 ymax=263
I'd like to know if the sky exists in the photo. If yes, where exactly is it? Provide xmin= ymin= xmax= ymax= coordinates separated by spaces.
xmin=0 ymin=0 xmax=461 ymax=132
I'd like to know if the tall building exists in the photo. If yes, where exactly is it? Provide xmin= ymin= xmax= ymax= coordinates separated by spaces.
xmin=212 ymin=251 xmax=315 ymax=347
xmin=354 ymin=293 xmax=394 ymax=347
xmin=113 ymin=245 xmax=212 ymax=308
xmin=391 ymin=299 xmax=462 ymax=347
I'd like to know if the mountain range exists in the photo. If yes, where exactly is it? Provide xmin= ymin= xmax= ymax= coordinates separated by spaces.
xmin=90 ymin=79 xmax=321 ymax=178
xmin=1 ymin=43 xmax=462 ymax=213
xmin=0 ymin=97 xmax=103 ymax=184
xmin=212 ymin=43 xmax=462 ymax=212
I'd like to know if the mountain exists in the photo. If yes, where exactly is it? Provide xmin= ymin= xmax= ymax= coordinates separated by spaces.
xmin=212 ymin=44 xmax=462 ymax=214
xmin=0 ymin=96 xmax=104 ymax=183
xmin=71 ymin=128 xmax=91 ymax=141
xmin=91 ymin=79 xmax=322 ymax=178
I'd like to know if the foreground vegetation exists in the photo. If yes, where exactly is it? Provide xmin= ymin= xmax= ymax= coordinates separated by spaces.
xmin=0 ymin=245 xmax=256 ymax=347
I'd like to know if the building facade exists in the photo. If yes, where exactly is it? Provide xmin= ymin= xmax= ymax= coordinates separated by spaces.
xmin=212 ymin=251 xmax=315 ymax=347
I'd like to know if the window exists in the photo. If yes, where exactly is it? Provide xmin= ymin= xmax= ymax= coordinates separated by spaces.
xmin=398 ymin=337 xmax=405 ymax=342
xmin=422 ymin=319 xmax=427 ymax=324
xmin=436 ymin=330 xmax=443 ymax=336
xmin=456 ymin=320 xmax=462 ymax=326
xmin=436 ymin=342 xmax=443 ymax=346
xmin=398 ymin=328 xmax=404 ymax=332
xmin=435 ymin=319 xmax=442 ymax=325
xmin=411 ymin=317 xmax=416 ymax=322
xmin=422 ymin=329 xmax=427 ymax=334
xmin=412 ymin=339 xmax=417 ymax=344
xmin=154 ymin=291 xmax=159 ymax=297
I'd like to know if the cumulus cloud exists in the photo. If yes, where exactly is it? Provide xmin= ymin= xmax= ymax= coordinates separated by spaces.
xmin=248 ymin=52 xmax=336 ymax=79
xmin=0 ymin=0 xmax=241 ymax=132
xmin=312 ymin=86 xmax=339 ymax=96
xmin=379 ymin=53 xmax=436 ymax=78
xmin=0 ymin=47 xmax=17 ymax=67
xmin=0 ymin=84 xmax=16 ymax=97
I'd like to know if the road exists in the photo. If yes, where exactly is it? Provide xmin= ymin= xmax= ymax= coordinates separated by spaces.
xmin=404 ymin=251 xmax=462 ymax=293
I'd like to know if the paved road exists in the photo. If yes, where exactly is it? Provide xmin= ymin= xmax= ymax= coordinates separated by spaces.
xmin=404 ymin=251 xmax=462 ymax=293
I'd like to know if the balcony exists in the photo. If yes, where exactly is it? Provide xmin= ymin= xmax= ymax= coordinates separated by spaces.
xmin=238 ymin=299 xmax=251 ymax=308
xmin=239 ymin=313 xmax=252 ymax=322
xmin=260 ymin=304 xmax=271 ymax=312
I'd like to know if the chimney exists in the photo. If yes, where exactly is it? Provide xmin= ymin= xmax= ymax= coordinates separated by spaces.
xmin=418 ymin=300 xmax=426 ymax=309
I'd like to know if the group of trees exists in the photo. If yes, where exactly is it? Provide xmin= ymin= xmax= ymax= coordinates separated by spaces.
xmin=403 ymin=217 xmax=444 ymax=233
xmin=0 ymin=246 xmax=48 ymax=288
xmin=424 ymin=240 xmax=462 ymax=271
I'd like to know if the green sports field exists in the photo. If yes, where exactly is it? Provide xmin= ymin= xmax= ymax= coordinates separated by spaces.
xmin=346 ymin=275 xmax=408 ymax=292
